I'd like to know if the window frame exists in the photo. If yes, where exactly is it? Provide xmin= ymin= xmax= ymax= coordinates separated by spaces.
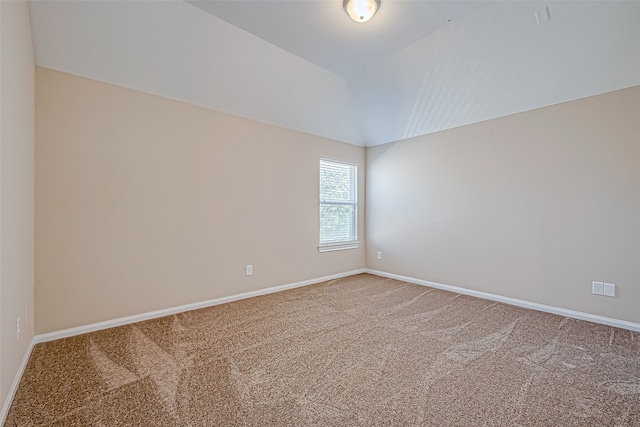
xmin=318 ymin=158 xmax=359 ymax=253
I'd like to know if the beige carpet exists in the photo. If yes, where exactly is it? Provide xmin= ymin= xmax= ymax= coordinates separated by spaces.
xmin=5 ymin=273 xmax=640 ymax=426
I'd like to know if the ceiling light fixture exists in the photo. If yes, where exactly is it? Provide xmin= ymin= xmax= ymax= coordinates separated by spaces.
xmin=344 ymin=0 xmax=380 ymax=23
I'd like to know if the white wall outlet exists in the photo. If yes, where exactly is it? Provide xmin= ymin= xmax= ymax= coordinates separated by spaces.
xmin=592 ymin=281 xmax=604 ymax=295
xmin=603 ymin=283 xmax=616 ymax=297
xmin=377 ymin=251 xmax=382 ymax=260
xmin=535 ymin=6 xmax=551 ymax=24
xmin=16 ymin=317 xmax=21 ymax=341
xmin=245 ymin=265 xmax=253 ymax=276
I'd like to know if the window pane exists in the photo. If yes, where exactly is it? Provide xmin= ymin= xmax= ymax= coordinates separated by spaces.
xmin=320 ymin=204 xmax=355 ymax=244
xmin=320 ymin=161 xmax=355 ymax=203
xmin=320 ymin=159 xmax=357 ymax=246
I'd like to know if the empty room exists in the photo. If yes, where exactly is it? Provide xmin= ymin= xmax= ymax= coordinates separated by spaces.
xmin=1 ymin=0 xmax=639 ymax=425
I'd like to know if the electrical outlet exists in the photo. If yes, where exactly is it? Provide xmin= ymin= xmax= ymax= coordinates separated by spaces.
xmin=377 ymin=251 xmax=382 ymax=260
xmin=16 ymin=317 xmax=21 ymax=341
xmin=245 ymin=265 xmax=253 ymax=276
xmin=535 ymin=6 xmax=551 ymax=24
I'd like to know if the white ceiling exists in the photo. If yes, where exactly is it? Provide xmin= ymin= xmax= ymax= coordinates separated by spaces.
xmin=29 ymin=1 xmax=640 ymax=146
xmin=186 ymin=1 xmax=491 ymax=77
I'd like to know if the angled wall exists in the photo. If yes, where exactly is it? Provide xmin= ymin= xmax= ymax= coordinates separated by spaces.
xmin=367 ymin=87 xmax=640 ymax=324
xmin=35 ymin=67 xmax=365 ymax=334
xmin=0 ymin=0 xmax=35 ymax=408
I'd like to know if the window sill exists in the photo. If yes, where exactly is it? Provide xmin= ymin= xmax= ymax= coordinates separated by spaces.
xmin=318 ymin=241 xmax=360 ymax=253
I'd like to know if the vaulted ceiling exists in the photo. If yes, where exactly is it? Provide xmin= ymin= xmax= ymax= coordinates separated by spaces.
xmin=29 ymin=1 xmax=640 ymax=146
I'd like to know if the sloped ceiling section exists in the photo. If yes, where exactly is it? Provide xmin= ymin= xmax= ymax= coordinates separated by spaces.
xmin=187 ymin=0 xmax=490 ymax=78
xmin=351 ymin=1 xmax=640 ymax=146
xmin=30 ymin=1 xmax=640 ymax=147
xmin=29 ymin=0 xmax=364 ymax=145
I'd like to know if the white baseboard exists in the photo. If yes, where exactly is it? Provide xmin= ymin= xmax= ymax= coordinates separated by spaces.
xmin=34 ymin=269 xmax=366 ymax=345
xmin=1 ymin=336 xmax=37 ymax=426
xmin=366 ymin=269 xmax=640 ymax=332
xmin=4 ymin=267 xmax=636 ymax=424
xmin=1 ymin=269 xmax=365 ymax=424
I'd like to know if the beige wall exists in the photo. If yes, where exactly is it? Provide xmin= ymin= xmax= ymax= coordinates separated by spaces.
xmin=34 ymin=66 xmax=639 ymax=335
xmin=0 ymin=0 xmax=35 ymax=406
xmin=367 ymin=87 xmax=640 ymax=324
xmin=35 ymin=67 xmax=365 ymax=334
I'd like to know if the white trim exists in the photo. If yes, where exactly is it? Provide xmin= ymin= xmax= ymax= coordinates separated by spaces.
xmin=1 ymin=337 xmax=36 ymax=426
xmin=319 ymin=157 xmax=359 ymax=250
xmin=5 ymin=267 xmax=637 ymax=423
xmin=34 ymin=269 xmax=365 ymax=344
xmin=2 ymin=270 xmax=359 ymax=421
xmin=318 ymin=241 xmax=360 ymax=252
xmin=365 ymin=269 xmax=640 ymax=332
xmin=319 ymin=157 xmax=358 ymax=168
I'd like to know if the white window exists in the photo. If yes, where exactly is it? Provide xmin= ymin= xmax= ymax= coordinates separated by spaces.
xmin=319 ymin=158 xmax=359 ymax=252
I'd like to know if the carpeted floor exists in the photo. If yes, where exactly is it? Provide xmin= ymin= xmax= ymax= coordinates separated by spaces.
xmin=5 ymin=273 xmax=640 ymax=426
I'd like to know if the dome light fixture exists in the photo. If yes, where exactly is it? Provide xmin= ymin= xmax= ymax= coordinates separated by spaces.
xmin=344 ymin=0 xmax=381 ymax=23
